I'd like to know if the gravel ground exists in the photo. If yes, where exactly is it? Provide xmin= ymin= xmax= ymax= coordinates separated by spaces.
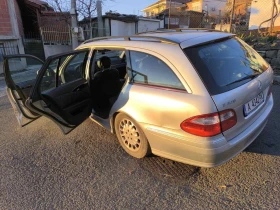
xmin=0 ymin=86 xmax=279 ymax=210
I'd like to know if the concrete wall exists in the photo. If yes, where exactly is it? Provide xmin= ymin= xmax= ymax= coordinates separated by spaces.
xmin=110 ymin=20 xmax=135 ymax=36
xmin=43 ymin=45 xmax=72 ymax=59
xmin=215 ymin=23 xmax=231 ymax=32
xmin=137 ymin=19 xmax=161 ymax=33
xmin=249 ymin=0 xmax=279 ymax=30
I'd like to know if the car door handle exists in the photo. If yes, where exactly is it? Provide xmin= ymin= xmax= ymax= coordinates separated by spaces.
xmin=72 ymin=83 xmax=88 ymax=92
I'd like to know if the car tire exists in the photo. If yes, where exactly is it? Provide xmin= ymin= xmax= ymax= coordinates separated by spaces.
xmin=115 ymin=113 xmax=151 ymax=158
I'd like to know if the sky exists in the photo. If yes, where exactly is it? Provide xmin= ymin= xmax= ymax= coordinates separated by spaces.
xmin=103 ymin=0 xmax=158 ymax=16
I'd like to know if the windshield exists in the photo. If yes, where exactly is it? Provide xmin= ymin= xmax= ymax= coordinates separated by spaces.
xmin=183 ymin=37 xmax=269 ymax=95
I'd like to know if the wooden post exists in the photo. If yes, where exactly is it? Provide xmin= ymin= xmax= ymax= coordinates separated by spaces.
xmin=270 ymin=0 xmax=275 ymax=35
xmin=229 ymin=0 xmax=236 ymax=33
xmin=168 ymin=0 xmax=172 ymax=29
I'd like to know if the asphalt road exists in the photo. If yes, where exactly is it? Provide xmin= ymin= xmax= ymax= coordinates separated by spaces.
xmin=0 ymin=85 xmax=279 ymax=209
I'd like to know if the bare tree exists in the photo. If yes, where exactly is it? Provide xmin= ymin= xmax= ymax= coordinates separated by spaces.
xmin=44 ymin=0 xmax=71 ymax=25
xmin=77 ymin=0 xmax=96 ymax=38
xmin=45 ymin=0 xmax=113 ymax=38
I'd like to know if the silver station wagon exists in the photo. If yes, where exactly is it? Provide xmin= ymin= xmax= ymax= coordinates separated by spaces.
xmin=3 ymin=29 xmax=274 ymax=167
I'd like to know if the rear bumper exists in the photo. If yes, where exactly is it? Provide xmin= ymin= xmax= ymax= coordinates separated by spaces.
xmin=143 ymin=95 xmax=274 ymax=168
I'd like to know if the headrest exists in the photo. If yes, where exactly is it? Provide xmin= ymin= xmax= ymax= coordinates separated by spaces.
xmin=97 ymin=56 xmax=111 ymax=69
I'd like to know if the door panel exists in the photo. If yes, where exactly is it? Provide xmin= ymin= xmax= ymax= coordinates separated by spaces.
xmin=40 ymin=78 xmax=91 ymax=125
xmin=27 ymin=49 xmax=92 ymax=134
xmin=3 ymin=55 xmax=44 ymax=126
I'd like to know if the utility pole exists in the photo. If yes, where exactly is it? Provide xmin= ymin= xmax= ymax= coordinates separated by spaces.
xmin=97 ymin=0 xmax=104 ymax=37
xmin=229 ymin=0 xmax=236 ymax=33
xmin=168 ymin=0 xmax=172 ymax=29
xmin=70 ymin=0 xmax=79 ymax=49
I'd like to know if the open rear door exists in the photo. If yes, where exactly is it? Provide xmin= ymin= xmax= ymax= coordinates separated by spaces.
xmin=26 ymin=49 xmax=92 ymax=134
xmin=3 ymin=55 xmax=44 ymax=126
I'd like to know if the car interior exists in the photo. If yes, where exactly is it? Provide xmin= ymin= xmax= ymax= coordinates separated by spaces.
xmin=90 ymin=49 xmax=127 ymax=118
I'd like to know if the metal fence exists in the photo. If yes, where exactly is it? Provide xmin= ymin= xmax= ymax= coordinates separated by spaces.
xmin=212 ymin=0 xmax=280 ymax=37
xmin=162 ymin=0 xmax=280 ymax=38
xmin=0 ymin=41 xmax=19 ymax=62
xmin=82 ymin=27 xmax=108 ymax=41
xmin=40 ymin=25 xmax=72 ymax=45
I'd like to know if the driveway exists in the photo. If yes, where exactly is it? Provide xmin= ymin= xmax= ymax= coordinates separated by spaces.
xmin=0 ymin=86 xmax=279 ymax=209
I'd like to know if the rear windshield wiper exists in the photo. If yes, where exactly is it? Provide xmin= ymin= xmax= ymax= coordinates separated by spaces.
xmin=226 ymin=74 xmax=260 ymax=86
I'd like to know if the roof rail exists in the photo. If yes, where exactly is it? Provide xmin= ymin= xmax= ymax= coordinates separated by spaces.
xmin=137 ymin=28 xmax=220 ymax=34
xmin=83 ymin=35 xmax=179 ymax=45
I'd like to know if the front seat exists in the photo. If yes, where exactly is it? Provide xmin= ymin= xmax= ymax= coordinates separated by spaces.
xmin=91 ymin=56 xmax=122 ymax=117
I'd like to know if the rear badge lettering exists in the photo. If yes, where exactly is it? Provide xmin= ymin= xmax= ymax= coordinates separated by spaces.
xmin=223 ymin=99 xmax=236 ymax=108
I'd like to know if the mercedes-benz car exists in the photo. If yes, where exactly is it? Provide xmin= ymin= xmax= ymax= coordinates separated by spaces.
xmin=3 ymin=29 xmax=274 ymax=167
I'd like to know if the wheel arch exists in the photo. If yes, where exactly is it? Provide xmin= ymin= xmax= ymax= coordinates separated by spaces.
xmin=110 ymin=111 xmax=137 ymax=134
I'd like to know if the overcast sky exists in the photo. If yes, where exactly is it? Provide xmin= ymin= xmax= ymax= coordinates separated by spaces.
xmin=104 ymin=0 xmax=158 ymax=15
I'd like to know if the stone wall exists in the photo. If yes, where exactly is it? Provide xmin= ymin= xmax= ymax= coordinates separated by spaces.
xmin=257 ymin=49 xmax=280 ymax=75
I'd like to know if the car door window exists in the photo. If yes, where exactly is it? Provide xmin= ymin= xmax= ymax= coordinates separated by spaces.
xmin=40 ymin=59 xmax=57 ymax=92
xmin=92 ymin=49 xmax=126 ymax=76
xmin=60 ymin=51 xmax=88 ymax=84
xmin=40 ymin=51 xmax=89 ymax=93
xmin=129 ymin=51 xmax=185 ymax=90
xmin=7 ymin=57 xmax=43 ymax=85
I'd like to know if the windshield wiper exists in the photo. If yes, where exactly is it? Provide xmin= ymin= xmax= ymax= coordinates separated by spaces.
xmin=226 ymin=74 xmax=260 ymax=86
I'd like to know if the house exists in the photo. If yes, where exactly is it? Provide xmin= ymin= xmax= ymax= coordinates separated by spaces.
xmin=187 ymin=0 xmax=228 ymax=18
xmin=0 ymin=0 xmax=25 ymax=61
xmin=142 ymin=0 xmax=205 ymax=28
xmin=79 ymin=13 xmax=163 ymax=40
xmin=143 ymin=0 xmax=188 ymax=17
xmin=156 ymin=9 xmax=204 ymax=28
xmin=0 ymin=0 xmax=25 ymax=75
xmin=18 ymin=0 xmax=71 ymax=58
xmin=0 ymin=0 xmax=71 ymax=64
xmin=143 ymin=0 xmax=228 ymax=19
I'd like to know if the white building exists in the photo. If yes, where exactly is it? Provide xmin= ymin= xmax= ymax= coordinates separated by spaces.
xmin=80 ymin=15 xmax=163 ymax=39
xmin=249 ymin=0 xmax=280 ymax=30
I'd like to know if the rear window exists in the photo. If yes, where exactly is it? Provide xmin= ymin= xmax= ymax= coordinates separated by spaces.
xmin=183 ymin=37 xmax=269 ymax=95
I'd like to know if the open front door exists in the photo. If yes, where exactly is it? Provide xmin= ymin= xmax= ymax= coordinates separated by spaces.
xmin=26 ymin=49 xmax=92 ymax=134
xmin=3 ymin=55 xmax=44 ymax=126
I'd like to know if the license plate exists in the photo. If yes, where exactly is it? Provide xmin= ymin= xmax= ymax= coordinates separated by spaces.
xmin=243 ymin=92 xmax=264 ymax=116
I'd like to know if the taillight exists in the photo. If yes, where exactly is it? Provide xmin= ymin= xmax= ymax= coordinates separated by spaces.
xmin=180 ymin=110 xmax=237 ymax=137
xmin=219 ymin=110 xmax=237 ymax=132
